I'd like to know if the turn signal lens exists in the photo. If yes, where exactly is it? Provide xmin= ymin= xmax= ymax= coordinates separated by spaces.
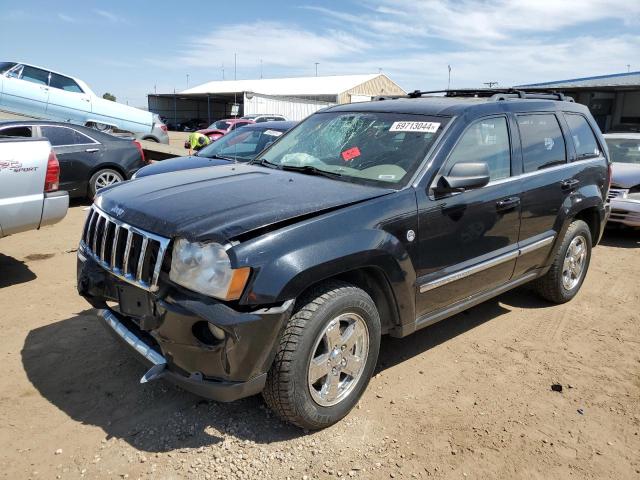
xmin=226 ymin=267 xmax=251 ymax=300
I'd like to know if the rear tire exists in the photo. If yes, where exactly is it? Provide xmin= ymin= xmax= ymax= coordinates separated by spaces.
xmin=89 ymin=168 xmax=124 ymax=198
xmin=533 ymin=220 xmax=592 ymax=304
xmin=262 ymin=281 xmax=381 ymax=430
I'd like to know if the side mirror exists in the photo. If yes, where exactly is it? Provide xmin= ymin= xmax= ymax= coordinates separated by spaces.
xmin=434 ymin=162 xmax=490 ymax=195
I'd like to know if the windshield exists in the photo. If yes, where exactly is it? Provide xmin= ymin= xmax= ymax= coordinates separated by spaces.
xmin=209 ymin=120 xmax=230 ymax=130
xmin=606 ymin=137 xmax=640 ymax=164
xmin=197 ymin=127 xmax=284 ymax=161
xmin=256 ymin=111 xmax=447 ymax=187
xmin=0 ymin=62 xmax=17 ymax=74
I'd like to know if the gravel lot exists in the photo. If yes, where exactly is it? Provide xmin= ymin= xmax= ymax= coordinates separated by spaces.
xmin=0 ymin=203 xmax=638 ymax=479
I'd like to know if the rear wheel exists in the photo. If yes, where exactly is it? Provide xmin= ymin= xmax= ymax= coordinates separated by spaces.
xmin=87 ymin=122 xmax=112 ymax=133
xmin=533 ymin=219 xmax=592 ymax=303
xmin=262 ymin=281 xmax=381 ymax=429
xmin=89 ymin=168 xmax=124 ymax=198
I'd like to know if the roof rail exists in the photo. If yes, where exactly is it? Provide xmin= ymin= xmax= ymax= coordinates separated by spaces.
xmin=374 ymin=88 xmax=574 ymax=102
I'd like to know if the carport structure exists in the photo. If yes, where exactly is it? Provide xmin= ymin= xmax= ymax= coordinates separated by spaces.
xmin=517 ymin=71 xmax=640 ymax=133
xmin=148 ymin=73 xmax=405 ymax=125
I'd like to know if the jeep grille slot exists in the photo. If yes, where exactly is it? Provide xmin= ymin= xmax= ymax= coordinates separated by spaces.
xmin=80 ymin=206 xmax=170 ymax=292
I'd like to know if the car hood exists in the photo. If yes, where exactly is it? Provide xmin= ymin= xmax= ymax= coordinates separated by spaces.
xmin=95 ymin=164 xmax=393 ymax=243
xmin=197 ymin=128 xmax=225 ymax=136
xmin=134 ymin=156 xmax=231 ymax=179
xmin=611 ymin=162 xmax=640 ymax=189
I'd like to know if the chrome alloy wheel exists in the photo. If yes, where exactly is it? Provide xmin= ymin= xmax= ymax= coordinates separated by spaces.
xmin=562 ymin=235 xmax=587 ymax=290
xmin=95 ymin=171 xmax=122 ymax=190
xmin=307 ymin=313 xmax=369 ymax=407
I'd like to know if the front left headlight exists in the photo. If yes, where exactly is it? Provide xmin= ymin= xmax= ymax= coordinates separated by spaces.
xmin=169 ymin=238 xmax=250 ymax=300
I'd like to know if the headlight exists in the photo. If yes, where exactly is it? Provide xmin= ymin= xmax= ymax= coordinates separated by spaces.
xmin=169 ymin=238 xmax=250 ymax=300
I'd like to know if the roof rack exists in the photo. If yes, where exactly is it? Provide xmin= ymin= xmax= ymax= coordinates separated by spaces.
xmin=374 ymin=88 xmax=574 ymax=102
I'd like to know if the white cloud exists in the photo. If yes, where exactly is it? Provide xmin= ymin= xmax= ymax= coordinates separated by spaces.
xmin=57 ymin=13 xmax=76 ymax=23
xmin=94 ymin=9 xmax=127 ymax=24
xmin=165 ymin=21 xmax=369 ymax=70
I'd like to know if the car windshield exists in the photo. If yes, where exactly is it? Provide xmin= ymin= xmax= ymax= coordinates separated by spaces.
xmin=209 ymin=120 xmax=230 ymax=130
xmin=0 ymin=62 xmax=17 ymax=74
xmin=606 ymin=138 xmax=640 ymax=164
xmin=197 ymin=127 xmax=285 ymax=161
xmin=256 ymin=111 xmax=448 ymax=187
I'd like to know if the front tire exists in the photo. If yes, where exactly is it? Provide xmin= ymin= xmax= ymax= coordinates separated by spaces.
xmin=89 ymin=168 xmax=124 ymax=198
xmin=533 ymin=219 xmax=592 ymax=303
xmin=263 ymin=281 xmax=381 ymax=429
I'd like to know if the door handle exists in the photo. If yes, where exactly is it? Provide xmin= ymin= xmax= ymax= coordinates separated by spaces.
xmin=496 ymin=196 xmax=520 ymax=211
xmin=85 ymin=148 xmax=99 ymax=153
xmin=561 ymin=179 xmax=580 ymax=191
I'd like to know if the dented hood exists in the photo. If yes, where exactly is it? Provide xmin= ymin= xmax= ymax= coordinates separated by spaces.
xmin=95 ymin=164 xmax=393 ymax=243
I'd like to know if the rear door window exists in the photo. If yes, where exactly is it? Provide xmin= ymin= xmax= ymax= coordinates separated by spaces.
xmin=49 ymin=73 xmax=84 ymax=93
xmin=517 ymin=114 xmax=567 ymax=172
xmin=40 ymin=126 xmax=95 ymax=146
xmin=564 ymin=113 xmax=601 ymax=160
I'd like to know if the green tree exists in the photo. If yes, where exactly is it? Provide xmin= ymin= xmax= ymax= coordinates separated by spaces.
xmin=102 ymin=92 xmax=116 ymax=102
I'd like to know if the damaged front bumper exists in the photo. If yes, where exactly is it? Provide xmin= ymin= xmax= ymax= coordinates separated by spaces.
xmin=77 ymin=251 xmax=293 ymax=402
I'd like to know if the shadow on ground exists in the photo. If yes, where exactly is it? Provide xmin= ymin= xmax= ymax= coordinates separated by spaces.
xmin=599 ymin=227 xmax=640 ymax=249
xmin=0 ymin=253 xmax=37 ymax=288
xmin=23 ymin=290 xmax=550 ymax=452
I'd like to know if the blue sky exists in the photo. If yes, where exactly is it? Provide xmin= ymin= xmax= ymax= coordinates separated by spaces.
xmin=1 ymin=0 xmax=639 ymax=107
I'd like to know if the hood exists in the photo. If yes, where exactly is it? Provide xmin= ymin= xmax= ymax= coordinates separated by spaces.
xmin=197 ymin=128 xmax=225 ymax=136
xmin=611 ymin=162 xmax=640 ymax=189
xmin=95 ymin=164 xmax=393 ymax=243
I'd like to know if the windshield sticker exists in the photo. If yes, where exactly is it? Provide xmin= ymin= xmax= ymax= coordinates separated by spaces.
xmin=389 ymin=121 xmax=440 ymax=133
xmin=263 ymin=129 xmax=283 ymax=137
xmin=378 ymin=174 xmax=397 ymax=180
xmin=341 ymin=146 xmax=361 ymax=161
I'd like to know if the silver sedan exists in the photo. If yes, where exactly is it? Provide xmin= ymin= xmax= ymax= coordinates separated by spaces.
xmin=605 ymin=133 xmax=640 ymax=228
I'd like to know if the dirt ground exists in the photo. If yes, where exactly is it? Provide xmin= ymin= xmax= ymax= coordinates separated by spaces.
xmin=0 ymin=203 xmax=638 ymax=480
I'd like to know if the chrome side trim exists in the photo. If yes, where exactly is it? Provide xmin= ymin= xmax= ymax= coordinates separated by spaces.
xmin=419 ymin=250 xmax=518 ymax=293
xmin=99 ymin=309 xmax=166 ymax=366
xmin=519 ymin=235 xmax=555 ymax=256
xmin=419 ymin=233 xmax=556 ymax=293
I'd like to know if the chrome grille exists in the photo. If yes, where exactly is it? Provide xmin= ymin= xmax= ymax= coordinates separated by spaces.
xmin=608 ymin=188 xmax=628 ymax=200
xmin=81 ymin=206 xmax=170 ymax=292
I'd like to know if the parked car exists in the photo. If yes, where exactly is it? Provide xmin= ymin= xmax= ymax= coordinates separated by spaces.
xmin=0 ymin=61 xmax=165 ymax=141
xmin=0 ymin=135 xmax=67 ymax=238
xmin=135 ymin=121 xmax=297 ymax=179
xmin=0 ymin=121 xmax=147 ymax=198
xmin=140 ymin=114 xmax=169 ymax=144
xmin=241 ymin=114 xmax=287 ymax=123
xmin=188 ymin=118 xmax=254 ymax=145
xmin=77 ymin=90 xmax=609 ymax=430
xmin=604 ymin=132 xmax=640 ymax=227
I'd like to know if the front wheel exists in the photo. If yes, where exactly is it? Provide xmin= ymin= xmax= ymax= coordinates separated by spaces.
xmin=262 ymin=281 xmax=381 ymax=429
xmin=89 ymin=168 xmax=124 ymax=198
xmin=533 ymin=219 xmax=592 ymax=303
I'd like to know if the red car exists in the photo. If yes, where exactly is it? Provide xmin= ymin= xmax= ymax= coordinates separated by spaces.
xmin=198 ymin=118 xmax=254 ymax=141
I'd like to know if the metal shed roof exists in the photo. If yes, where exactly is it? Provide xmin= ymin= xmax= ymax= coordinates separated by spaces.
xmin=517 ymin=71 xmax=640 ymax=89
xmin=181 ymin=73 xmax=387 ymax=96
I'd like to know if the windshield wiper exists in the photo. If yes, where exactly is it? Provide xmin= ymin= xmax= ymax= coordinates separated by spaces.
xmin=204 ymin=154 xmax=236 ymax=162
xmin=279 ymin=164 xmax=343 ymax=179
xmin=254 ymin=158 xmax=280 ymax=169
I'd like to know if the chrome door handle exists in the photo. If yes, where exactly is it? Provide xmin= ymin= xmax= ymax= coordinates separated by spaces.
xmin=85 ymin=148 xmax=99 ymax=153
xmin=561 ymin=179 xmax=580 ymax=191
xmin=496 ymin=196 xmax=520 ymax=211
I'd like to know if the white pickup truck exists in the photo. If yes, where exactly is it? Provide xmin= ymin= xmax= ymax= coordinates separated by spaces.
xmin=0 ymin=136 xmax=68 ymax=238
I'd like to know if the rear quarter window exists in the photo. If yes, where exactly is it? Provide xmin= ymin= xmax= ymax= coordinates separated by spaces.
xmin=564 ymin=113 xmax=601 ymax=160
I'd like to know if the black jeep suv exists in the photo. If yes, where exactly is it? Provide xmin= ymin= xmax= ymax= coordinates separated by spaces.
xmin=77 ymin=90 xmax=610 ymax=429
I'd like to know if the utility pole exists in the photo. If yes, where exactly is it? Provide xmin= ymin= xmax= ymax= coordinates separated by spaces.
xmin=447 ymin=65 xmax=451 ymax=90
xmin=484 ymin=81 xmax=499 ymax=88
xmin=234 ymin=53 xmax=237 ymax=80
xmin=627 ymin=64 xmax=631 ymax=73
xmin=260 ymin=59 xmax=263 ymax=79
xmin=315 ymin=62 xmax=319 ymax=77
xmin=222 ymin=64 xmax=225 ymax=80
xmin=186 ymin=74 xmax=190 ymax=89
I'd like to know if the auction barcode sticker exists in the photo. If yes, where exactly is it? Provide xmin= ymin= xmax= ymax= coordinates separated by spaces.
xmin=389 ymin=121 xmax=440 ymax=133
